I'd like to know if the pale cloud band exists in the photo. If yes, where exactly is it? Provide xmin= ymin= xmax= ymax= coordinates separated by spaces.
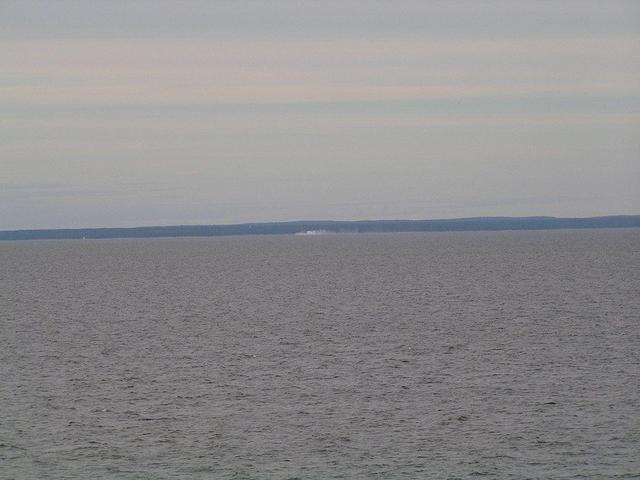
xmin=2 ymin=36 xmax=639 ymax=106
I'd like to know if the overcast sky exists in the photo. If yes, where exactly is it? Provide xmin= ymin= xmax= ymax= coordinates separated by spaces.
xmin=1 ymin=0 xmax=639 ymax=229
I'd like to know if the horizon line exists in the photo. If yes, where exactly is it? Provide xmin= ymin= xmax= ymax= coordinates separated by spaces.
xmin=1 ymin=214 xmax=639 ymax=241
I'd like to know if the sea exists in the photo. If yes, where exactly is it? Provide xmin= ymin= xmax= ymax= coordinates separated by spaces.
xmin=1 ymin=229 xmax=639 ymax=479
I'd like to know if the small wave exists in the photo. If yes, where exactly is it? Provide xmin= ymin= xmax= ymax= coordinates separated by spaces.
xmin=294 ymin=230 xmax=331 ymax=236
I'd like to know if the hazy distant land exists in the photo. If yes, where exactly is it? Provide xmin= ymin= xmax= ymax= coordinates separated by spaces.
xmin=1 ymin=215 xmax=639 ymax=241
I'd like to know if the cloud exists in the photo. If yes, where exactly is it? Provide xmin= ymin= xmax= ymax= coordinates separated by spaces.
xmin=1 ymin=1 xmax=639 ymax=229
xmin=2 ymin=1 xmax=639 ymax=40
xmin=2 ymin=36 xmax=638 ymax=108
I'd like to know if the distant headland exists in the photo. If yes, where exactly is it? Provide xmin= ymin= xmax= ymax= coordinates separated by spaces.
xmin=1 ymin=215 xmax=639 ymax=241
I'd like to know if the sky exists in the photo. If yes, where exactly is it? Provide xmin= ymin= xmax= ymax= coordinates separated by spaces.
xmin=1 ymin=0 xmax=639 ymax=229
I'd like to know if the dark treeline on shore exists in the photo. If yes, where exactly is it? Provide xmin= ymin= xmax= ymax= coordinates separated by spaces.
xmin=1 ymin=215 xmax=639 ymax=241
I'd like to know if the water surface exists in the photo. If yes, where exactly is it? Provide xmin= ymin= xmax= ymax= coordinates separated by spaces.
xmin=1 ymin=230 xmax=639 ymax=479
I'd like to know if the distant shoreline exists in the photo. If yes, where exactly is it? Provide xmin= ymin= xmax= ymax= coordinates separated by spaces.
xmin=1 ymin=215 xmax=639 ymax=241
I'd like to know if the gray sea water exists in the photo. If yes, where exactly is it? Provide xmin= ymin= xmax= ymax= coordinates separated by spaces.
xmin=1 ymin=229 xmax=639 ymax=479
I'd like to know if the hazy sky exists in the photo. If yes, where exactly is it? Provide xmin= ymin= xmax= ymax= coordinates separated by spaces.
xmin=2 ymin=1 xmax=639 ymax=229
